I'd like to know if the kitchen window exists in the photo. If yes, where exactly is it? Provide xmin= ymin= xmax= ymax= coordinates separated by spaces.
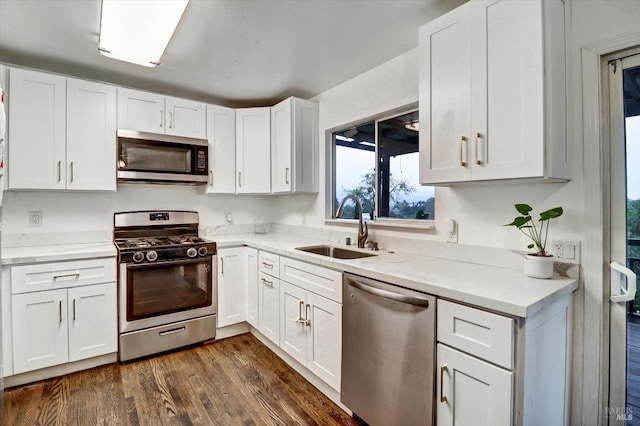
xmin=330 ymin=108 xmax=435 ymax=225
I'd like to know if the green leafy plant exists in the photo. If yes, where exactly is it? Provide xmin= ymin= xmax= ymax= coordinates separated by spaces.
xmin=505 ymin=204 xmax=563 ymax=256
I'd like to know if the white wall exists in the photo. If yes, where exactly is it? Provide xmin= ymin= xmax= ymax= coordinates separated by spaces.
xmin=1 ymin=186 xmax=273 ymax=246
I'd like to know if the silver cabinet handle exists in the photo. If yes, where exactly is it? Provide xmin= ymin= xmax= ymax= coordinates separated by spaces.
xmin=169 ymin=111 xmax=173 ymax=129
xmin=160 ymin=326 xmax=185 ymax=336
xmin=221 ymin=257 xmax=224 ymax=275
xmin=261 ymin=277 xmax=274 ymax=286
xmin=475 ymin=132 xmax=482 ymax=165
xmin=285 ymin=167 xmax=290 ymax=184
xmin=261 ymin=261 xmax=274 ymax=269
xmin=295 ymin=300 xmax=305 ymax=323
xmin=59 ymin=300 xmax=63 ymax=323
xmin=440 ymin=365 xmax=448 ymax=402
xmin=305 ymin=304 xmax=311 ymax=327
xmin=53 ymin=273 xmax=80 ymax=280
xmin=57 ymin=161 xmax=61 ymax=182
xmin=70 ymin=161 xmax=74 ymax=183
xmin=238 ymin=171 xmax=242 ymax=187
xmin=73 ymin=299 xmax=76 ymax=321
xmin=347 ymin=278 xmax=431 ymax=308
xmin=209 ymin=170 xmax=213 ymax=186
xmin=159 ymin=110 xmax=163 ymax=128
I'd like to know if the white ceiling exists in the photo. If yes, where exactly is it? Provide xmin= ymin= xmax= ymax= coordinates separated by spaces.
xmin=0 ymin=0 xmax=464 ymax=107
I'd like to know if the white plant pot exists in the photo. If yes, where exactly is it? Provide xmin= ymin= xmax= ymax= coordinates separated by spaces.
xmin=523 ymin=254 xmax=554 ymax=279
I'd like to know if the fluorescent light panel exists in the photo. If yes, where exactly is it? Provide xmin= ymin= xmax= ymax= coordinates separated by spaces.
xmin=98 ymin=0 xmax=189 ymax=67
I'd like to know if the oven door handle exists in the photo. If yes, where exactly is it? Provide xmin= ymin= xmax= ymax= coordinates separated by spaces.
xmin=125 ymin=257 xmax=211 ymax=270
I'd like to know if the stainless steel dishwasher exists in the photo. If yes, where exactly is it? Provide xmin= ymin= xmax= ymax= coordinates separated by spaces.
xmin=342 ymin=273 xmax=435 ymax=426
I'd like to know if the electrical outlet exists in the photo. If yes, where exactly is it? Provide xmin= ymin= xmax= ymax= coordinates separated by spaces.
xmin=225 ymin=212 xmax=233 ymax=224
xmin=550 ymin=240 xmax=581 ymax=264
xmin=445 ymin=218 xmax=458 ymax=243
xmin=29 ymin=211 xmax=42 ymax=227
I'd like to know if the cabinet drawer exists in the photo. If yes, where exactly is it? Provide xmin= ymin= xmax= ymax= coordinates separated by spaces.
xmin=259 ymin=251 xmax=280 ymax=277
xmin=437 ymin=299 xmax=513 ymax=369
xmin=11 ymin=258 xmax=117 ymax=294
xmin=280 ymin=257 xmax=342 ymax=303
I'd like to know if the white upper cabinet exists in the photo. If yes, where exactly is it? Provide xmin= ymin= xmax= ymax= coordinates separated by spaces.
xmin=206 ymin=104 xmax=237 ymax=194
xmin=117 ymin=88 xmax=165 ymax=134
xmin=419 ymin=5 xmax=471 ymax=183
xmin=165 ymin=96 xmax=206 ymax=139
xmin=66 ymin=78 xmax=116 ymax=191
xmin=271 ymin=97 xmax=319 ymax=194
xmin=419 ymin=0 xmax=568 ymax=184
xmin=8 ymin=68 xmax=67 ymax=190
xmin=235 ymin=107 xmax=271 ymax=194
xmin=8 ymin=69 xmax=116 ymax=191
xmin=117 ymin=88 xmax=206 ymax=139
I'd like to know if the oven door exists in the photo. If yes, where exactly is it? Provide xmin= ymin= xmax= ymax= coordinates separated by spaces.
xmin=119 ymin=256 xmax=217 ymax=334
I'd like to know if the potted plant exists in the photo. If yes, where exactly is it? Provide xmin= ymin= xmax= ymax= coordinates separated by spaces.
xmin=505 ymin=203 xmax=563 ymax=279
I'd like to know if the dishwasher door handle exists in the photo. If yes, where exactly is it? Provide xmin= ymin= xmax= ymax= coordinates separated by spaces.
xmin=348 ymin=278 xmax=430 ymax=308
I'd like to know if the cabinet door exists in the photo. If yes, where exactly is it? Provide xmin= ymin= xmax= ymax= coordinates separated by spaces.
xmin=306 ymin=292 xmax=341 ymax=391
xmin=271 ymin=98 xmax=293 ymax=193
xmin=235 ymin=107 xmax=271 ymax=194
xmin=292 ymin=98 xmax=319 ymax=193
xmin=246 ymin=247 xmax=259 ymax=328
xmin=258 ymin=272 xmax=280 ymax=344
xmin=165 ymin=96 xmax=206 ymax=139
xmin=66 ymin=78 xmax=117 ymax=191
xmin=418 ymin=4 xmax=471 ymax=184
xmin=279 ymin=281 xmax=307 ymax=365
xmin=12 ymin=289 xmax=69 ymax=374
xmin=217 ymin=248 xmax=247 ymax=328
xmin=436 ymin=344 xmax=513 ymax=426
xmin=68 ymin=283 xmax=117 ymax=361
xmin=206 ymin=104 xmax=236 ymax=194
xmin=8 ymin=68 xmax=66 ymax=189
xmin=117 ymin=87 xmax=165 ymax=133
xmin=469 ymin=0 xmax=545 ymax=180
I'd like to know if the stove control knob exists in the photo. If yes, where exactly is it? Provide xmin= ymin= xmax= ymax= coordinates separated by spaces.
xmin=146 ymin=250 xmax=158 ymax=262
xmin=187 ymin=247 xmax=198 ymax=258
xmin=133 ymin=251 xmax=145 ymax=263
xmin=198 ymin=246 xmax=208 ymax=257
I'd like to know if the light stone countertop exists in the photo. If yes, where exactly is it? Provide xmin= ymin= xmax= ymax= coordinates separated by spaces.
xmin=1 ymin=242 xmax=117 ymax=265
xmin=1 ymin=234 xmax=578 ymax=319
xmin=211 ymin=233 xmax=578 ymax=319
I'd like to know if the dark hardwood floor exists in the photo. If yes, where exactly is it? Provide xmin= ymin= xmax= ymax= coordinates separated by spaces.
xmin=4 ymin=333 xmax=359 ymax=426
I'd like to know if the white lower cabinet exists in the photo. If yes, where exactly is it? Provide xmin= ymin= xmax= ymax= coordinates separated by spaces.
xmin=436 ymin=344 xmax=513 ymax=426
xmin=258 ymin=271 xmax=280 ymax=344
xmin=280 ymin=283 xmax=341 ymax=391
xmin=245 ymin=248 xmax=259 ymax=327
xmin=12 ymin=288 xmax=69 ymax=374
xmin=436 ymin=297 xmax=572 ymax=426
xmin=217 ymin=247 xmax=247 ymax=328
xmin=12 ymin=282 xmax=117 ymax=374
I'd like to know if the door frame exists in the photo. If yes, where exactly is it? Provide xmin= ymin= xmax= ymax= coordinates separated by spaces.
xmin=582 ymin=30 xmax=640 ymax=425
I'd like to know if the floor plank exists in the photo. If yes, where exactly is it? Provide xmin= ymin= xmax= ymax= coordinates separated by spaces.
xmin=4 ymin=333 xmax=358 ymax=426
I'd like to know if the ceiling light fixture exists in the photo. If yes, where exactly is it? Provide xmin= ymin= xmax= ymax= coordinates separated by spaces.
xmin=405 ymin=121 xmax=420 ymax=132
xmin=98 ymin=0 xmax=189 ymax=67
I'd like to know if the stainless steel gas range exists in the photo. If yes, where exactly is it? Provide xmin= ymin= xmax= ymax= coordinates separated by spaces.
xmin=113 ymin=211 xmax=217 ymax=361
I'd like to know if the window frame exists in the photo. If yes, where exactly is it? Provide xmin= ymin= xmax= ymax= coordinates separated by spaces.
xmin=326 ymin=104 xmax=435 ymax=230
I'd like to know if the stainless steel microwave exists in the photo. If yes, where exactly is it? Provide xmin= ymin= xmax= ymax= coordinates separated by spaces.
xmin=117 ymin=129 xmax=209 ymax=184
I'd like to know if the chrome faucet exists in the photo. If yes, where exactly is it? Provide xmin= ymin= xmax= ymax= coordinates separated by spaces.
xmin=336 ymin=195 xmax=368 ymax=248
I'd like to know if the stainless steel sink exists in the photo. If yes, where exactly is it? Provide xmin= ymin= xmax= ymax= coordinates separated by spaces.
xmin=295 ymin=245 xmax=376 ymax=259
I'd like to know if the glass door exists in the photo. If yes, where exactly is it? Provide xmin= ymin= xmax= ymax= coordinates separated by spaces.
xmin=609 ymin=52 xmax=640 ymax=424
